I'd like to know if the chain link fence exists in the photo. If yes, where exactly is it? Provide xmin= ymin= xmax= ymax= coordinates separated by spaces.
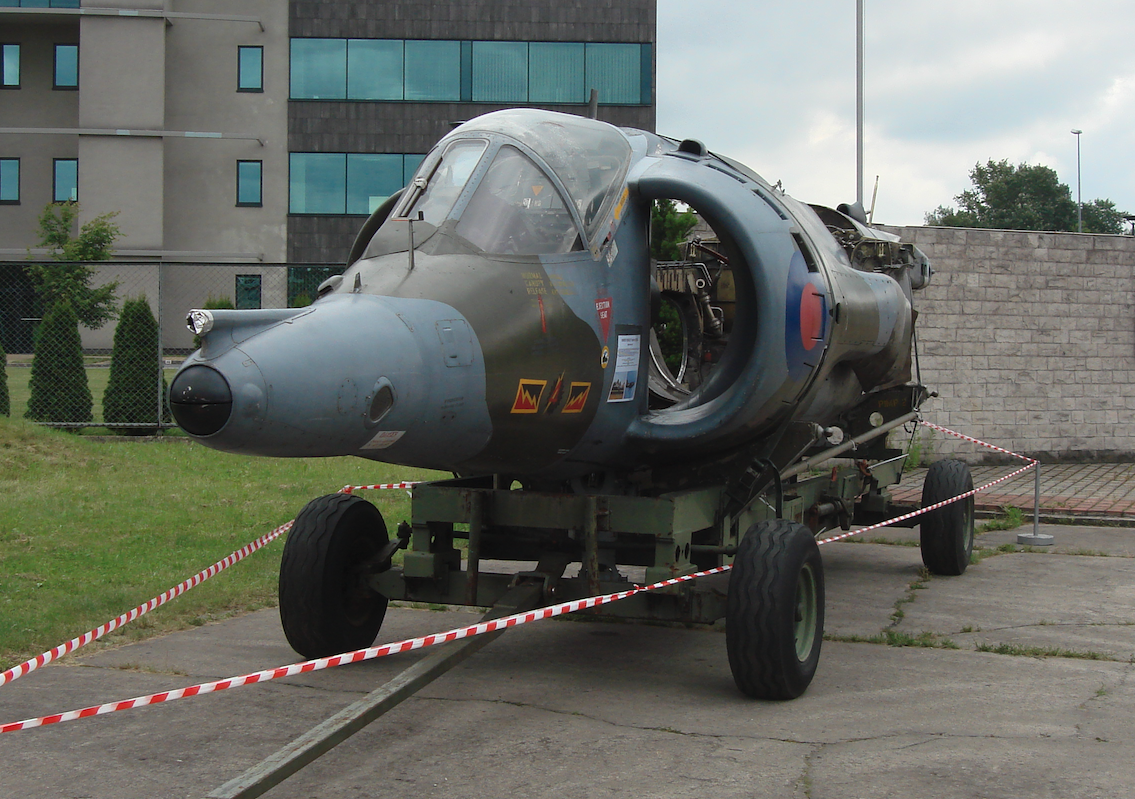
xmin=0 ymin=262 xmax=343 ymax=431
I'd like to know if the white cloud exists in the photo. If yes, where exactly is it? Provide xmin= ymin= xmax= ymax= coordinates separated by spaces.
xmin=658 ymin=0 xmax=1135 ymax=226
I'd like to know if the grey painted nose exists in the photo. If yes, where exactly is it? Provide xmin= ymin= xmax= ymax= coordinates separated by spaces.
xmin=169 ymin=365 xmax=232 ymax=436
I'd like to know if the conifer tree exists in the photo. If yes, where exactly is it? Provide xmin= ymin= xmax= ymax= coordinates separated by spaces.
xmin=25 ymin=299 xmax=92 ymax=427
xmin=103 ymin=297 xmax=166 ymax=434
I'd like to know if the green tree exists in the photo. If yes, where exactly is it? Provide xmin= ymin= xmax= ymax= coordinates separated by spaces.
xmin=0 ymin=336 xmax=9 ymax=417
xmin=103 ymin=297 xmax=168 ymax=434
xmin=27 ymin=201 xmax=121 ymax=329
xmin=925 ymin=159 xmax=1129 ymax=233
xmin=650 ymin=199 xmax=698 ymax=260
xmin=25 ymin=299 xmax=93 ymax=427
xmin=1080 ymin=199 xmax=1126 ymax=235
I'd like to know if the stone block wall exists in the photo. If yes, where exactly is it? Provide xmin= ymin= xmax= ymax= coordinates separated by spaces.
xmin=883 ymin=226 xmax=1135 ymax=463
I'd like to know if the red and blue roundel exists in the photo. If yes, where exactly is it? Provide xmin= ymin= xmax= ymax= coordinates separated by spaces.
xmin=785 ymin=251 xmax=828 ymax=380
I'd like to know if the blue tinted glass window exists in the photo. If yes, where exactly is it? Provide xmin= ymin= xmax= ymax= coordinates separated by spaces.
xmin=347 ymin=39 xmax=402 ymax=100
xmin=404 ymin=40 xmax=460 ymax=101
xmin=237 ymin=161 xmax=262 ymax=206
xmin=289 ymin=153 xmax=345 ymax=214
xmin=54 ymin=158 xmax=77 ymax=202
xmin=639 ymin=43 xmax=652 ymax=105
xmin=0 ymin=158 xmax=18 ymax=203
xmin=585 ymin=43 xmax=640 ymax=105
xmin=346 ymin=154 xmax=403 ymax=214
xmin=54 ymin=43 xmax=78 ymax=89
xmin=529 ymin=42 xmax=585 ymax=104
xmin=1 ymin=44 xmax=18 ymax=88
xmin=235 ymin=275 xmax=262 ymax=310
xmin=472 ymin=41 xmax=527 ymax=103
xmin=290 ymin=39 xmax=346 ymax=100
xmin=238 ymin=46 xmax=263 ymax=92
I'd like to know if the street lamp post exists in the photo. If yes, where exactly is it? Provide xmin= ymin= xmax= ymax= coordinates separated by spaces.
xmin=1071 ymin=128 xmax=1082 ymax=233
xmin=856 ymin=0 xmax=864 ymax=207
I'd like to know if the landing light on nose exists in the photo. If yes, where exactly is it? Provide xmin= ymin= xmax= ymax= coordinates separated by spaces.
xmin=169 ymin=365 xmax=232 ymax=436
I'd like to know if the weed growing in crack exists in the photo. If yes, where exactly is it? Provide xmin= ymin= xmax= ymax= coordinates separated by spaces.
xmin=979 ymin=506 xmax=1024 ymax=532
xmin=825 ymin=630 xmax=959 ymax=649
xmin=975 ymin=642 xmax=1114 ymax=661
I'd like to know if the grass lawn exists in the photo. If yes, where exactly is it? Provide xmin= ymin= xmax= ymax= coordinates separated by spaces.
xmin=0 ymin=416 xmax=444 ymax=671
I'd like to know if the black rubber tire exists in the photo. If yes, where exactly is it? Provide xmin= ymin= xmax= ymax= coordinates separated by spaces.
xmin=919 ymin=459 xmax=975 ymax=576
xmin=279 ymin=493 xmax=390 ymax=658
xmin=726 ymin=519 xmax=825 ymax=700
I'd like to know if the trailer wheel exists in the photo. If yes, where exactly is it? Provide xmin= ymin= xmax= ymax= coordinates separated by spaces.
xmin=279 ymin=493 xmax=389 ymax=658
xmin=919 ymin=459 xmax=975 ymax=576
xmin=726 ymin=519 xmax=824 ymax=700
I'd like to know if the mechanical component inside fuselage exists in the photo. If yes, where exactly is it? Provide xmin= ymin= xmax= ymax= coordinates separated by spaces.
xmin=169 ymin=108 xmax=930 ymax=487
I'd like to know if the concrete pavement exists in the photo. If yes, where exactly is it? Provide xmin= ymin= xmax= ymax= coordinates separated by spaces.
xmin=1 ymin=521 xmax=1134 ymax=798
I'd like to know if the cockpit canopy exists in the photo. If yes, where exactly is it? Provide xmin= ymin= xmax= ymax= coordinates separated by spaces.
xmin=391 ymin=109 xmax=632 ymax=256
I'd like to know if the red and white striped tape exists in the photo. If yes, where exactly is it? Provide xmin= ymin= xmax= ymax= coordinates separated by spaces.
xmin=0 ymin=519 xmax=294 ymax=688
xmin=341 ymin=482 xmax=420 ymax=494
xmin=0 ymin=566 xmax=729 ymax=733
xmin=817 ymin=419 xmax=1038 ymax=545
xmin=0 ymin=483 xmax=419 ymax=688
xmin=918 ymin=420 xmax=1035 ymax=463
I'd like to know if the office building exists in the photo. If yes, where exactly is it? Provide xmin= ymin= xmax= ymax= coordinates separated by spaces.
xmin=1 ymin=0 xmax=656 ymax=266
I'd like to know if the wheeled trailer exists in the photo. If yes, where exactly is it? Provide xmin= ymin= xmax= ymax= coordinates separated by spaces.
xmin=278 ymin=392 xmax=975 ymax=702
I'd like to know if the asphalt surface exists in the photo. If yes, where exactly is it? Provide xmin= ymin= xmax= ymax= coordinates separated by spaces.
xmin=1 ymin=519 xmax=1134 ymax=799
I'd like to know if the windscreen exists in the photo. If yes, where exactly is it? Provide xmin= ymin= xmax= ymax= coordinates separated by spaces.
xmin=455 ymin=146 xmax=582 ymax=255
xmin=400 ymin=139 xmax=487 ymax=226
xmin=449 ymin=110 xmax=633 ymax=244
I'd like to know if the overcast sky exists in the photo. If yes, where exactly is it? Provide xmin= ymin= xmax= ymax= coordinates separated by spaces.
xmin=656 ymin=0 xmax=1135 ymax=228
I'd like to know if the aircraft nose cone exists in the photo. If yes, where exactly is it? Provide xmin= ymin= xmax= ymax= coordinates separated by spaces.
xmin=169 ymin=365 xmax=233 ymax=436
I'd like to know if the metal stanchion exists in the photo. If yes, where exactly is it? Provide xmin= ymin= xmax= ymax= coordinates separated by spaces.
xmin=1017 ymin=462 xmax=1054 ymax=546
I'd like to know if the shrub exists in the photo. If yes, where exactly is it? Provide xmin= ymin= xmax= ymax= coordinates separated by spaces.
xmin=25 ymin=299 xmax=92 ymax=427
xmin=103 ymin=297 xmax=168 ymax=435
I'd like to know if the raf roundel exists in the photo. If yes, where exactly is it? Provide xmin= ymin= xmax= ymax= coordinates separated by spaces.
xmin=784 ymin=251 xmax=829 ymax=379
xmin=800 ymin=283 xmax=825 ymax=352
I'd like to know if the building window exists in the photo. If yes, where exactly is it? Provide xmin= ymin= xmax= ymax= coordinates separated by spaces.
xmin=53 ymin=158 xmax=77 ymax=202
xmin=235 ymin=275 xmax=262 ymax=310
xmin=403 ymin=40 xmax=462 ymax=101
xmin=289 ymin=153 xmax=345 ymax=214
xmin=54 ymin=43 xmax=78 ymax=89
xmin=290 ymin=38 xmax=346 ymax=100
xmin=529 ymin=42 xmax=584 ymax=104
xmin=237 ymin=46 xmax=263 ymax=92
xmin=0 ymin=158 xmax=19 ymax=204
xmin=289 ymin=38 xmax=650 ymax=105
xmin=2 ymin=1 xmax=80 ymax=6
xmin=289 ymin=153 xmax=424 ymax=215
xmin=1 ymin=44 xmax=18 ymax=88
xmin=347 ymin=39 xmax=402 ymax=100
xmin=585 ymin=43 xmax=642 ymax=105
xmin=236 ymin=160 xmax=262 ymax=206
xmin=471 ymin=41 xmax=528 ymax=103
